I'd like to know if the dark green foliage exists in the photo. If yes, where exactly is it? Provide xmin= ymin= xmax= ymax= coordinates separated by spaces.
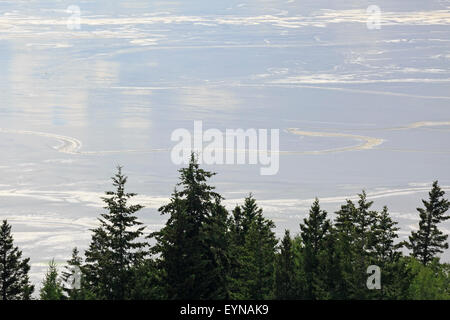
xmin=407 ymin=257 xmax=450 ymax=299
xmin=229 ymin=195 xmax=277 ymax=299
xmin=199 ymin=200 xmax=232 ymax=299
xmin=370 ymin=206 xmax=406 ymax=299
xmin=332 ymin=192 xmax=386 ymax=299
xmin=228 ymin=195 xmax=266 ymax=299
xmin=0 ymin=220 xmax=34 ymax=300
xmin=353 ymin=191 xmax=379 ymax=299
xmin=372 ymin=206 xmax=403 ymax=265
xmin=83 ymin=166 xmax=148 ymax=299
xmin=40 ymin=259 xmax=64 ymax=300
xmin=333 ymin=199 xmax=358 ymax=298
xmin=275 ymin=230 xmax=296 ymax=299
xmin=228 ymin=205 xmax=248 ymax=299
xmin=408 ymin=181 xmax=450 ymax=265
xmin=354 ymin=191 xmax=379 ymax=260
xmin=4 ymin=161 xmax=450 ymax=300
xmin=291 ymin=235 xmax=307 ymax=298
xmin=299 ymin=198 xmax=331 ymax=299
xmin=383 ymin=256 xmax=414 ymax=300
xmin=129 ymin=259 xmax=166 ymax=300
xmin=151 ymin=154 xmax=230 ymax=299
xmin=61 ymin=247 xmax=93 ymax=300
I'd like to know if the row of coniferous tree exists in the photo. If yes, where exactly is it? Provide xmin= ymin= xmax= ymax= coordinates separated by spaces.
xmin=0 ymin=154 xmax=449 ymax=300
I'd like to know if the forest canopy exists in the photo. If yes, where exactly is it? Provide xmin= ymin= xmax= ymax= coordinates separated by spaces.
xmin=1 ymin=155 xmax=449 ymax=300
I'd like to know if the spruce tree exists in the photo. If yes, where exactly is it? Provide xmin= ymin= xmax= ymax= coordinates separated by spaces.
xmin=83 ymin=226 xmax=109 ymax=299
xmin=228 ymin=205 xmax=248 ymax=299
xmin=40 ymin=259 xmax=64 ymax=300
xmin=333 ymin=192 xmax=380 ymax=299
xmin=230 ymin=195 xmax=277 ymax=299
xmin=408 ymin=181 xmax=450 ymax=265
xmin=275 ymin=230 xmax=295 ymax=299
xmin=228 ymin=195 xmax=262 ymax=291
xmin=333 ymin=200 xmax=358 ymax=299
xmin=84 ymin=166 xmax=147 ymax=299
xmin=372 ymin=206 xmax=403 ymax=265
xmin=318 ymin=226 xmax=341 ymax=299
xmin=299 ymin=198 xmax=331 ymax=299
xmin=291 ymin=235 xmax=307 ymax=299
xmin=371 ymin=206 xmax=405 ymax=299
xmin=0 ymin=220 xmax=34 ymax=300
xmin=354 ymin=191 xmax=378 ymax=261
xmin=61 ymin=248 xmax=88 ymax=300
xmin=354 ymin=191 xmax=379 ymax=298
xmin=151 ymin=154 xmax=230 ymax=299
xmin=199 ymin=200 xmax=232 ymax=299
xmin=129 ymin=258 xmax=166 ymax=299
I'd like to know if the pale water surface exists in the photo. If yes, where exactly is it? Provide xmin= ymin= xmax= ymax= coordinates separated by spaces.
xmin=0 ymin=0 xmax=449 ymax=286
